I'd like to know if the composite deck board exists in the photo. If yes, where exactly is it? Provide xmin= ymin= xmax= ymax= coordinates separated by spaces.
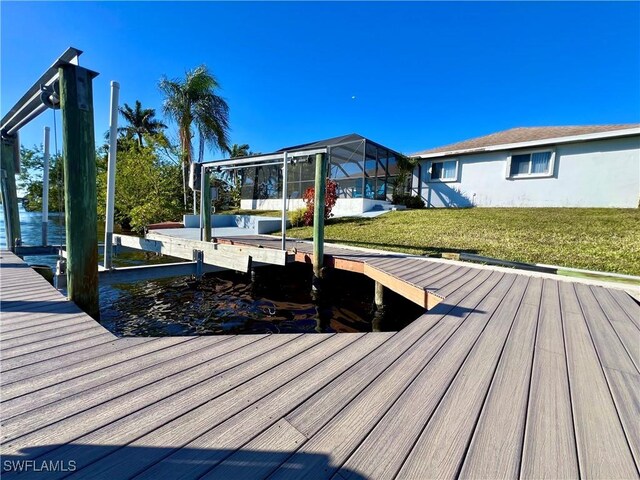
xmin=387 ymin=275 xmax=527 ymax=480
xmin=91 ymin=334 xmax=364 ymax=479
xmin=0 ymin=333 xmax=119 ymax=371
xmin=591 ymin=286 xmax=640 ymax=372
xmin=0 ymin=302 xmax=86 ymax=329
xmin=520 ymin=279 xmax=579 ymax=478
xmin=0 ymin=337 xmax=154 ymax=386
xmin=1 ymin=333 xmax=288 ymax=459
xmin=283 ymin=270 xmax=498 ymax=440
xmin=269 ymin=274 xmax=513 ymax=480
xmin=0 ymin=322 xmax=108 ymax=350
xmin=608 ymin=287 xmax=640 ymax=329
xmin=0 ymin=337 xmax=198 ymax=412
xmin=333 ymin=273 xmax=519 ymax=480
xmin=2 ymin=246 xmax=640 ymax=479
xmin=458 ymin=277 xmax=543 ymax=479
xmin=40 ymin=334 xmax=342 ymax=479
xmin=574 ymin=283 xmax=640 ymax=470
xmin=558 ymin=281 xmax=638 ymax=479
xmin=1 ymin=335 xmax=271 ymax=442
xmin=0 ymin=337 xmax=152 ymax=386
xmin=143 ymin=334 xmax=394 ymax=480
xmin=1 ymin=314 xmax=102 ymax=341
xmin=399 ymin=262 xmax=455 ymax=285
xmin=0 ymin=325 xmax=109 ymax=359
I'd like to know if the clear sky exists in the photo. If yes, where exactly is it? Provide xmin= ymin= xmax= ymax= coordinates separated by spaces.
xmin=2 ymin=1 xmax=639 ymax=158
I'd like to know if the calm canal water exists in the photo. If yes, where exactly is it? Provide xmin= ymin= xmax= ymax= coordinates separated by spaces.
xmin=1 ymin=205 xmax=422 ymax=335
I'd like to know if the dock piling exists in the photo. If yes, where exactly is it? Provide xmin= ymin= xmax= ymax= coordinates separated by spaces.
xmin=374 ymin=281 xmax=385 ymax=309
xmin=59 ymin=63 xmax=100 ymax=319
xmin=0 ymin=134 xmax=22 ymax=251
xmin=312 ymin=152 xmax=327 ymax=294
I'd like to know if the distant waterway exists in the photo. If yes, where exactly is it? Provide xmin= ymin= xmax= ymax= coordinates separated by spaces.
xmin=1 ymin=205 xmax=422 ymax=335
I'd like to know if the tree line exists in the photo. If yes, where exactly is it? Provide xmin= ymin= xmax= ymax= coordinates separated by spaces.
xmin=20 ymin=65 xmax=252 ymax=232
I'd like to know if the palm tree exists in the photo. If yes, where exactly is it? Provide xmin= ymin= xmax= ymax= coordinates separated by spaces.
xmin=118 ymin=100 xmax=167 ymax=147
xmin=228 ymin=143 xmax=250 ymax=158
xmin=158 ymin=66 xmax=230 ymax=207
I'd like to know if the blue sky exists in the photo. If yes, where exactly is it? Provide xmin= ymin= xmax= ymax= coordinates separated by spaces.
xmin=2 ymin=1 xmax=639 ymax=158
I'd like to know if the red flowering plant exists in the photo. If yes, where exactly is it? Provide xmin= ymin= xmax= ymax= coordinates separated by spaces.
xmin=302 ymin=179 xmax=338 ymax=226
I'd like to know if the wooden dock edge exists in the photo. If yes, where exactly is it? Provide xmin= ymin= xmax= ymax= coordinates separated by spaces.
xmin=363 ymin=263 xmax=443 ymax=310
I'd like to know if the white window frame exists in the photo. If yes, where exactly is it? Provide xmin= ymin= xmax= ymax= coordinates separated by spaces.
xmin=428 ymin=158 xmax=459 ymax=183
xmin=506 ymin=148 xmax=556 ymax=179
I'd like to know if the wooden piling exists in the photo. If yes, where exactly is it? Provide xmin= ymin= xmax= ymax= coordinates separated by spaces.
xmin=0 ymin=134 xmax=22 ymax=251
xmin=374 ymin=280 xmax=385 ymax=308
xmin=312 ymin=152 xmax=327 ymax=292
xmin=59 ymin=64 xmax=100 ymax=319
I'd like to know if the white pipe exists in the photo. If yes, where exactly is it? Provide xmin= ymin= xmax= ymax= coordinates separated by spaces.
xmin=281 ymin=152 xmax=288 ymax=250
xmin=199 ymin=165 xmax=206 ymax=241
xmin=103 ymin=81 xmax=120 ymax=269
xmin=42 ymin=126 xmax=50 ymax=245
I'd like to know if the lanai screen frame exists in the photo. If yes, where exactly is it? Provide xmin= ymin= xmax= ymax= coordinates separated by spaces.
xmin=200 ymin=147 xmax=327 ymax=250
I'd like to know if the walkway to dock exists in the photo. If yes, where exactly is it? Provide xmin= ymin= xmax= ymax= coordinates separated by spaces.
xmin=1 ymin=246 xmax=639 ymax=479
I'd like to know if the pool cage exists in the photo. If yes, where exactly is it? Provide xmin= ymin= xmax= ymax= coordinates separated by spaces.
xmin=232 ymin=134 xmax=405 ymax=204
xmin=200 ymin=134 xmax=406 ymax=249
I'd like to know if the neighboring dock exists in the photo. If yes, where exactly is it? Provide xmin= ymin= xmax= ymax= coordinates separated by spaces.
xmin=1 ymin=246 xmax=639 ymax=479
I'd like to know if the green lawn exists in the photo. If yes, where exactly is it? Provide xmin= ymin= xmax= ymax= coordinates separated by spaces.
xmin=284 ymin=208 xmax=640 ymax=276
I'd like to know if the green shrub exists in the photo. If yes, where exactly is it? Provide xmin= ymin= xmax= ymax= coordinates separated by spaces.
xmin=392 ymin=194 xmax=425 ymax=209
xmin=288 ymin=207 xmax=306 ymax=228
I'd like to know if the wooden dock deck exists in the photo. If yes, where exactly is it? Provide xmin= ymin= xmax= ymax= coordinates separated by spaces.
xmin=1 ymin=246 xmax=639 ymax=479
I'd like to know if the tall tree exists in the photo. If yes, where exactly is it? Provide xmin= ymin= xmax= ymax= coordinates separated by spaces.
xmin=118 ymin=100 xmax=167 ymax=147
xmin=158 ymin=65 xmax=230 ymax=207
xmin=229 ymin=143 xmax=250 ymax=158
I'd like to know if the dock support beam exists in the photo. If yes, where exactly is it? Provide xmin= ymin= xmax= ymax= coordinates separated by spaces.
xmin=312 ymin=152 xmax=327 ymax=294
xmin=201 ymin=166 xmax=211 ymax=242
xmin=104 ymin=81 xmax=119 ymax=270
xmin=0 ymin=134 xmax=22 ymax=251
xmin=42 ymin=126 xmax=50 ymax=246
xmin=59 ymin=64 xmax=100 ymax=319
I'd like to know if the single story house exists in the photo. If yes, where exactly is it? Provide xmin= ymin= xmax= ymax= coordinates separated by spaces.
xmin=238 ymin=133 xmax=406 ymax=216
xmin=411 ymin=124 xmax=640 ymax=208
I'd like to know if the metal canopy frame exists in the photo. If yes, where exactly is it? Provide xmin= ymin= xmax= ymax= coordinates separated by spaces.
xmin=199 ymin=147 xmax=328 ymax=251
xmin=1 ymin=47 xmax=83 ymax=138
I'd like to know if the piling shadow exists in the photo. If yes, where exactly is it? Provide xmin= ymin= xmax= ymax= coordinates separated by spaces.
xmin=0 ymin=300 xmax=80 ymax=315
xmin=426 ymin=301 xmax=486 ymax=318
xmin=1 ymin=443 xmax=367 ymax=479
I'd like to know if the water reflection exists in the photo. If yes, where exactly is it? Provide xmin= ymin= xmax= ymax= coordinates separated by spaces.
xmin=100 ymin=265 xmax=424 ymax=336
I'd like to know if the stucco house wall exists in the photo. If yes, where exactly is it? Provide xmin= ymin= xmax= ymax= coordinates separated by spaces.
xmin=414 ymin=136 xmax=640 ymax=208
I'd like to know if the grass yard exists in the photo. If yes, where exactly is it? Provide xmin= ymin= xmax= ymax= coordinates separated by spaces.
xmin=284 ymin=208 xmax=640 ymax=276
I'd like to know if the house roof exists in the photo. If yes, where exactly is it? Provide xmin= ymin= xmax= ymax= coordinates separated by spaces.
xmin=413 ymin=124 xmax=640 ymax=158
xmin=277 ymin=133 xmax=404 ymax=157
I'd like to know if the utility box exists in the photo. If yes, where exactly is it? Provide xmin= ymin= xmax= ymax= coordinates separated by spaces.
xmin=210 ymin=186 xmax=219 ymax=201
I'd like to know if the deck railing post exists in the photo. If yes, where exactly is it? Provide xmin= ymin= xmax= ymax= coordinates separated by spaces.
xmin=0 ymin=134 xmax=22 ymax=251
xmin=312 ymin=152 xmax=327 ymax=293
xmin=59 ymin=63 xmax=100 ymax=319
